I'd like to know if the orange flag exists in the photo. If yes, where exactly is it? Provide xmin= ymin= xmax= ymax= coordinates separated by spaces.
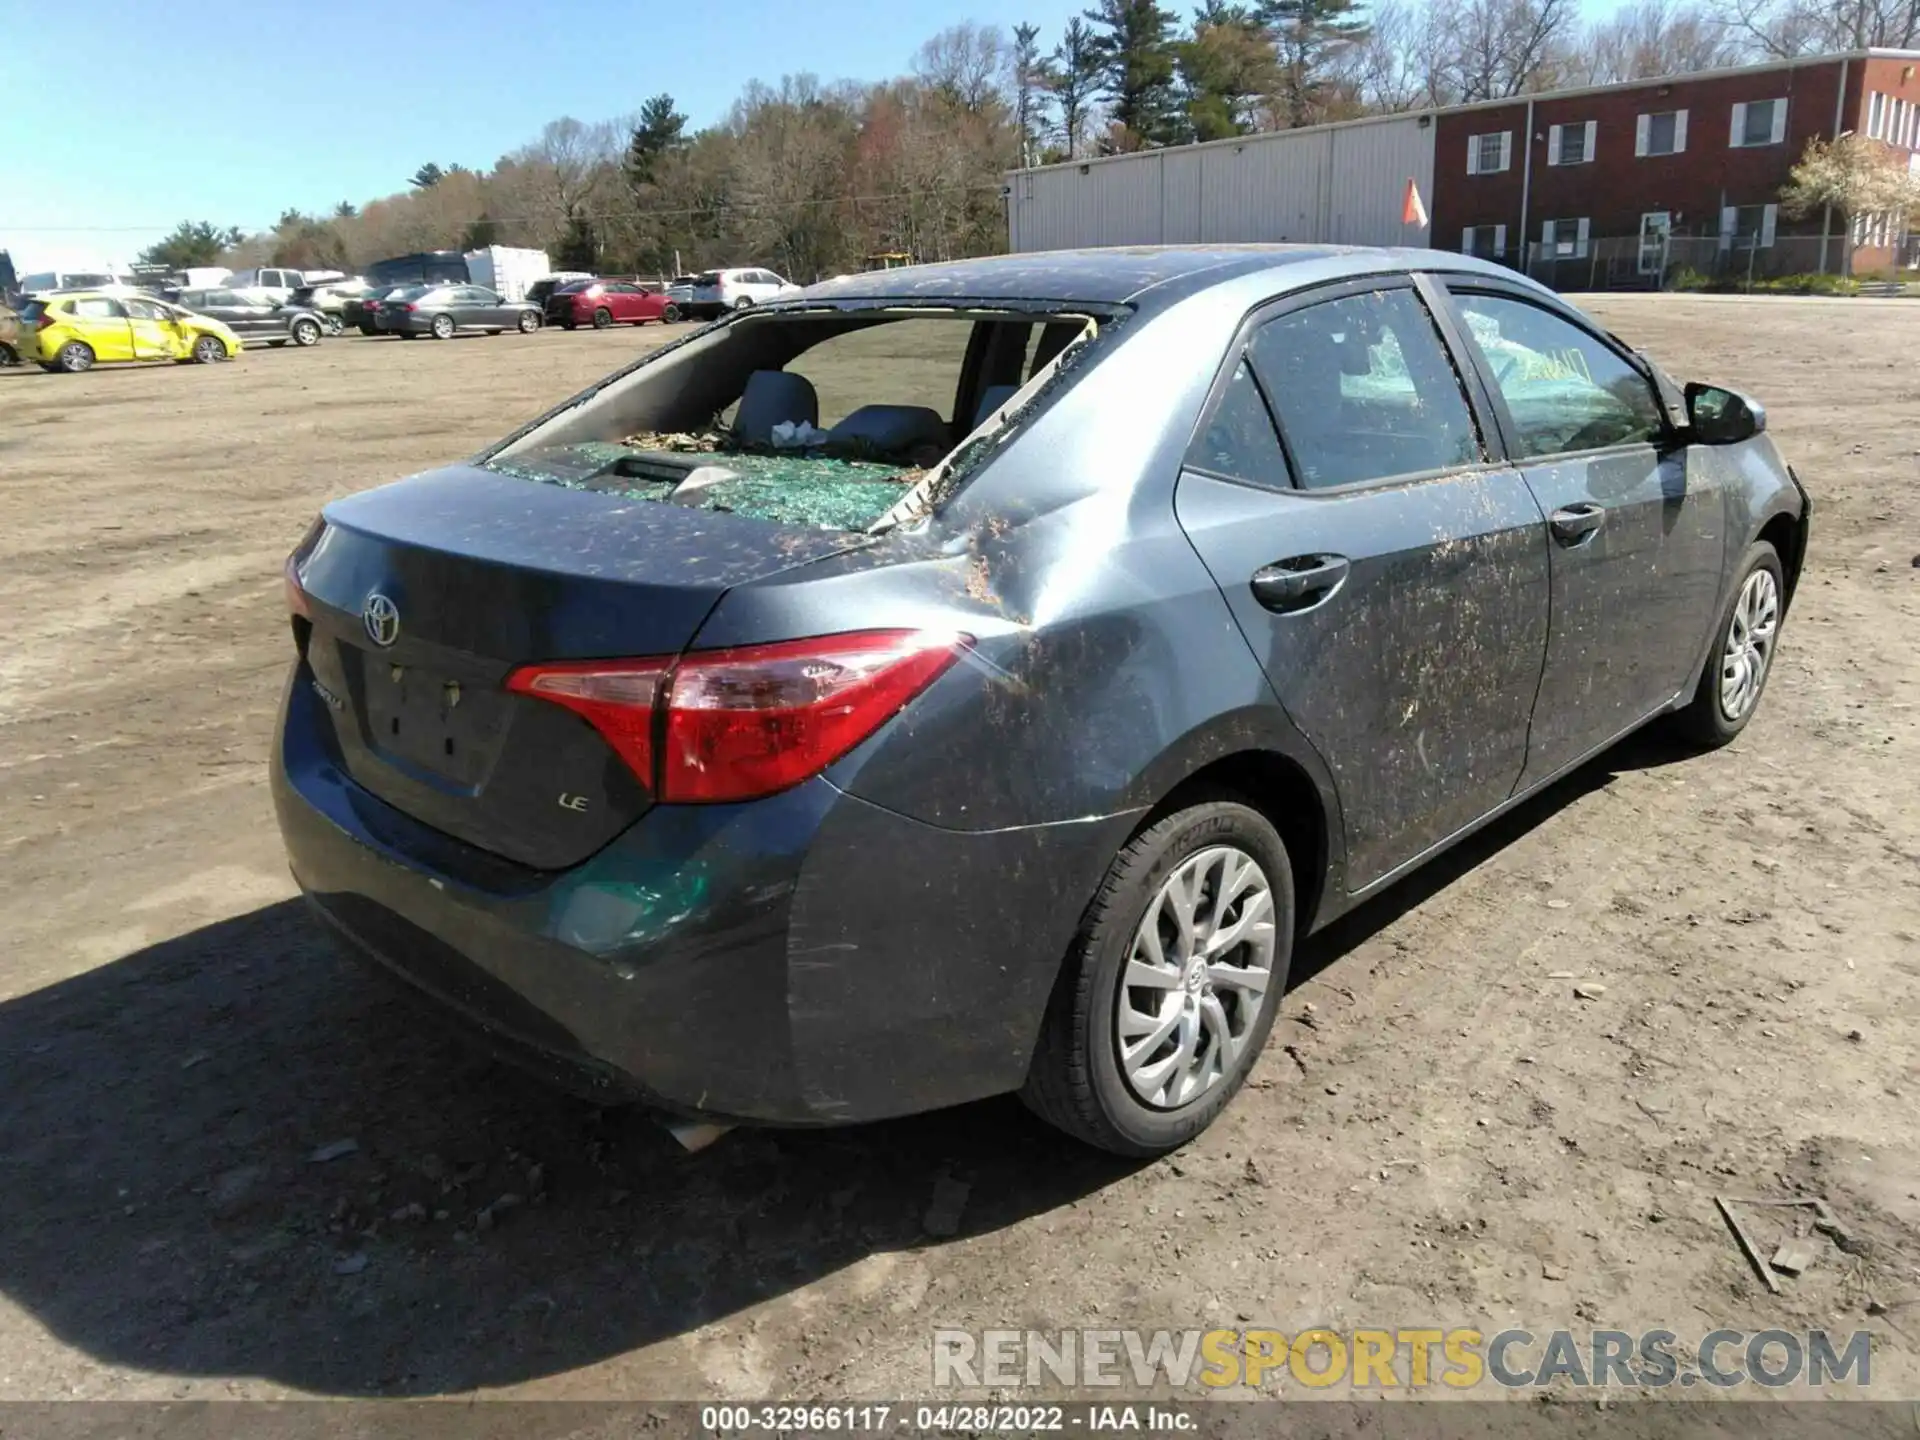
xmin=1402 ymin=178 xmax=1429 ymax=229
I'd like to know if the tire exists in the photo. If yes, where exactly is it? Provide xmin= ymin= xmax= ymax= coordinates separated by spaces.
xmin=0 ymin=341 xmax=18 ymax=366
xmin=592 ymin=307 xmax=613 ymax=329
xmin=324 ymin=315 xmax=344 ymax=335
xmin=1673 ymin=540 xmax=1786 ymax=748
xmin=732 ymin=294 xmax=754 ymax=310
xmin=485 ymin=328 xmax=502 ymax=336
xmin=561 ymin=320 xmax=577 ymax=331
xmin=291 ymin=318 xmax=322 ymax=346
xmin=56 ymin=341 xmax=96 ymax=373
xmin=268 ymin=339 xmax=286 ymax=348
xmin=357 ymin=326 xmax=378 ymax=337
xmin=191 ymin=335 xmax=226 ymax=364
xmin=1022 ymin=798 xmax=1295 ymax=1156
xmin=517 ymin=311 xmax=540 ymax=333
xmin=663 ymin=303 xmax=681 ymax=324
xmin=430 ymin=314 xmax=456 ymax=340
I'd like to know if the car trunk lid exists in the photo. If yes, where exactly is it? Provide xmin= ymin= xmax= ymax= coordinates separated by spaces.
xmin=292 ymin=463 xmax=869 ymax=869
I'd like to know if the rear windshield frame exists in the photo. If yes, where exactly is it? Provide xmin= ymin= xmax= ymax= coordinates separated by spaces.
xmin=478 ymin=296 xmax=1126 ymax=533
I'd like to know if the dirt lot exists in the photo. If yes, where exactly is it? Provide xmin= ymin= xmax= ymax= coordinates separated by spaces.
xmin=0 ymin=298 xmax=1916 ymax=1404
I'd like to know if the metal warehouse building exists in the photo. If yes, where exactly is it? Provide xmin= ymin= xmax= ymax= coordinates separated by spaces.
xmin=1006 ymin=113 xmax=1437 ymax=252
xmin=1006 ymin=49 xmax=1920 ymax=284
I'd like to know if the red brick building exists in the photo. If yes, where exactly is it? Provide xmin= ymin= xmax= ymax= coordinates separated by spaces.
xmin=1431 ymin=49 xmax=1920 ymax=283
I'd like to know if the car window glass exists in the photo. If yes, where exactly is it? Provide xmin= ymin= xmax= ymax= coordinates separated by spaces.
xmin=1249 ymin=287 xmax=1482 ymax=490
xmin=124 ymin=298 xmax=169 ymax=320
xmin=1453 ymin=292 xmax=1664 ymax=457
xmin=1188 ymin=358 xmax=1292 ymax=489
xmin=73 ymin=297 xmax=128 ymax=319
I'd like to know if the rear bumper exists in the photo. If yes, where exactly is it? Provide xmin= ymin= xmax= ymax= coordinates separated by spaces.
xmin=271 ymin=665 xmax=1132 ymax=1125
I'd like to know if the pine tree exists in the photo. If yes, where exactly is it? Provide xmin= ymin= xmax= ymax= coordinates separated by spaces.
xmin=626 ymin=94 xmax=689 ymax=190
xmin=409 ymin=162 xmax=446 ymax=189
xmin=1256 ymin=0 xmax=1370 ymax=126
xmin=1177 ymin=1 xmax=1279 ymax=139
xmin=1012 ymin=22 xmax=1053 ymax=166
xmin=1048 ymin=17 xmax=1104 ymax=158
xmin=1082 ymin=0 xmax=1182 ymax=148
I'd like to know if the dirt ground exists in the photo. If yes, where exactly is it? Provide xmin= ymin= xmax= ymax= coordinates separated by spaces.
xmin=0 ymin=298 xmax=1916 ymax=1405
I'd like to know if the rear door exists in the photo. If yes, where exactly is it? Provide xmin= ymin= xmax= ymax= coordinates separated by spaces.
xmin=1174 ymin=276 xmax=1551 ymax=891
xmin=1435 ymin=280 xmax=1726 ymax=784
xmin=67 ymin=296 xmax=134 ymax=360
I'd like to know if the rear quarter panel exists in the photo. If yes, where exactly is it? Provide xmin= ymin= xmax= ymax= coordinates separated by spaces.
xmin=692 ymin=267 xmax=1354 ymax=854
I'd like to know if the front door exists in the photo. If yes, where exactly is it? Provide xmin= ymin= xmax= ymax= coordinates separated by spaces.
xmin=1174 ymin=279 xmax=1551 ymax=891
xmin=1637 ymin=212 xmax=1672 ymax=278
xmin=1440 ymin=284 xmax=1727 ymax=785
xmin=122 ymin=297 xmax=178 ymax=359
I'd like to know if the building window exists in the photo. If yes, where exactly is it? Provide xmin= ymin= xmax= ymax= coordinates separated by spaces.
xmin=1731 ymin=98 xmax=1787 ymax=148
xmin=1635 ymin=109 xmax=1688 ymax=157
xmin=1853 ymin=211 xmax=1899 ymax=248
xmin=1547 ymin=121 xmax=1596 ymax=166
xmin=1461 ymin=224 xmax=1508 ymax=259
xmin=1467 ymin=131 xmax=1512 ymax=175
xmin=1540 ymin=217 xmax=1590 ymax=259
xmin=1720 ymin=203 xmax=1778 ymax=249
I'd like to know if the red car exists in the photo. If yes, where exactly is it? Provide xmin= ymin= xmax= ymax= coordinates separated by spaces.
xmin=543 ymin=279 xmax=675 ymax=330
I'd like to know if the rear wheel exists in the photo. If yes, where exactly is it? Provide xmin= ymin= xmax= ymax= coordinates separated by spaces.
xmin=1674 ymin=540 xmax=1785 ymax=748
xmin=430 ymin=314 xmax=456 ymax=340
xmin=732 ymin=294 xmax=754 ymax=310
xmin=1022 ymin=798 xmax=1293 ymax=1156
xmin=0 ymin=341 xmax=18 ymax=366
xmin=592 ymin=307 xmax=613 ymax=329
xmin=517 ymin=311 xmax=540 ymax=333
xmin=56 ymin=341 xmax=96 ymax=373
xmin=291 ymin=317 xmax=322 ymax=346
xmin=191 ymin=335 xmax=226 ymax=364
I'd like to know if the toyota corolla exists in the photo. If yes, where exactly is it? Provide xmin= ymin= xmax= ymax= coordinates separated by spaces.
xmin=273 ymin=247 xmax=1809 ymax=1156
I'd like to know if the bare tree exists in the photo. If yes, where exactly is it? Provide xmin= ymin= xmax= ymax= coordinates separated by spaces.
xmin=1714 ymin=0 xmax=1920 ymax=54
xmin=1578 ymin=0 xmax=1736 ymax=83
xmin=915 ymin=22 xmax=1012 ymax=114
xmin=1437 ymin=0 xmax=1580 ymax=101
xmin=1342 ymin=0 xmax=1453 ymax=109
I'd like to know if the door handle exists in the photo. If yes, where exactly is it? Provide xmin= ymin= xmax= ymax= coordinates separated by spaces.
xmin=1550 ymin=503 xmax=1606 ymax=544
xmin=1250 ymin=554 xmax=1351 ymax=614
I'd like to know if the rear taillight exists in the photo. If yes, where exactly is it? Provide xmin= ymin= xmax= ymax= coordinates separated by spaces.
xmin=35 ymin=311 xmax=55 ymax=330
xmin=398 ymin=303 xmax=417 ymax=313
xmin=506 ymin=630 xmax=969 ymax=803
xmin=284 ymin=555 xmax=312 ymax=618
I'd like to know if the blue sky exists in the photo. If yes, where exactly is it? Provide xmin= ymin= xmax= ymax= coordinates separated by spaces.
xmin=5 ymin=0 xmax=1615 ymax=272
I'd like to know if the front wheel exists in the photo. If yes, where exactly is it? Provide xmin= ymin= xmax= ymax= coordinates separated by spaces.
xmin=662 ymin=303 xmax=681 ymax=324
xmin=1022 ymin=798 xmax=1294 ymax=1156
xmin=291 ymin=318 xmax=322 ymax=346
xmin=1673 ymin=540 xmax=1785 ymax=747
xmin=429 ymin=314 xmax=456 ymax=340
xmin=517 ymin=311 xmax=540 ymax=333
xmin=56 ymin=341 xmax=96 ymax=373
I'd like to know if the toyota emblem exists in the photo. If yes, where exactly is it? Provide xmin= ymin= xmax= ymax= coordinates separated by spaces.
xmin=362 ymin=592 xmax=400 ymax=647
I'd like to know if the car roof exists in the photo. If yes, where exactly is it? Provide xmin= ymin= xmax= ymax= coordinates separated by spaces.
xmin=792 ymin=245 xmax=1531 ymax=310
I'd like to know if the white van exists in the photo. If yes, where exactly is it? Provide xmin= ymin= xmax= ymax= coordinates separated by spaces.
xmin=225 ymin=267 xmax=308 ymax=303
xmin=18 ymin=269 xmax=122 ymax=296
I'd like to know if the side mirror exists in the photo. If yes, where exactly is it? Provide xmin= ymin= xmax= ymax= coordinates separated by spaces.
xmin=1685 ymin=382 xmax=1765 ymax=445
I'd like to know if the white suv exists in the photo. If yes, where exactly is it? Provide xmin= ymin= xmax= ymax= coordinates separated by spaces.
xmin=691 ymin=267 xmax=798 ymax=317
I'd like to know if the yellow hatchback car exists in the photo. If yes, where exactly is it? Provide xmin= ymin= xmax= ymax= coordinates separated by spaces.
xmin=26 ymin=291 xmax=241 ymax=373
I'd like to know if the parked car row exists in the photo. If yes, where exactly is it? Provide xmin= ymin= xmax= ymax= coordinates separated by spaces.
xmin=7 ymin=262 xmax=805 ymax=375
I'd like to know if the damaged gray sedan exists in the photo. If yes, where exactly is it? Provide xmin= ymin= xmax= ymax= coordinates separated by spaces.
xmin=273 ymin=247 xmax=1809 ymax=1156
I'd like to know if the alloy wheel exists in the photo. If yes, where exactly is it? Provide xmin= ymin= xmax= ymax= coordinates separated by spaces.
xmin=1116 ymin=846 xmax=1276 ymax=1110
xmin=1719 ymin=567 xmax=1779 ymax=722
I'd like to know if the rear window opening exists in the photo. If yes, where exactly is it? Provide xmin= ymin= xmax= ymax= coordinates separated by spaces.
xmin=483 ymin=308 xmax=1100 ymax=532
